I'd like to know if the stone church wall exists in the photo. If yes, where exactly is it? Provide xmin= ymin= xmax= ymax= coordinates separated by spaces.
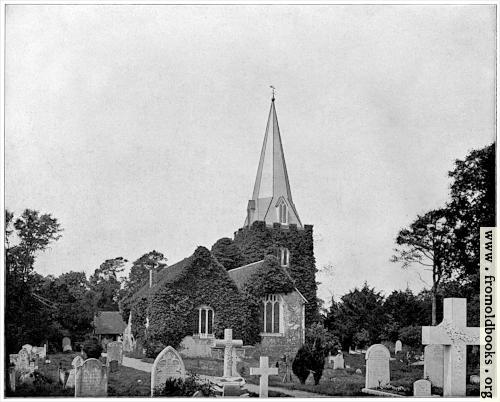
xmin=260 ymin=291 xmax=304 ymax=361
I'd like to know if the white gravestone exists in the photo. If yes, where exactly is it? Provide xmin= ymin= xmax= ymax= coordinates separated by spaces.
xmin=213 ymin=329 xmax=243 ymax=378
xmin=394 ymin=340 xmax=402 ymax=354
xmin=22 ymin=344 xmax=33 ymax=356
xmin=423 ymin=344 xmax=444 ymax=388
xmin=75 ymin=358 xmax=107 ymax=397
xmin=17 ymin=349 xmax=30 ymax=374
xmin=107 ymin=341 xmax=123 ymax=364
xmin=150 ymin=346 xmax=186 ymax=396
xmin=365 ymin=344 xmax=390 ymax=388
xmin=62 ymin=337 xmax=72 ymax=352
xmin=333 ymin=353 xmax=345 ymax=369
xmin=250 ymin=356 xmax=278 ymax=398
xmin=422 ymin=298 xmax=479 ymax=397
xmin=413 ymin=379 xmax=431 ymax=397
xmin=65 ymin=355 xmax=84 ymax=389
xmin=470 ymin=375 xmax=480 ymax=384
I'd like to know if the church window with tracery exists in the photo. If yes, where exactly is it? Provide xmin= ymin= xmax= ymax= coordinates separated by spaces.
xmin=277 ymin=201 xmax=288 ymax=224
xmin=261 ymin=294 xmax=281 ymax=334
xmin=197 ymin=306 xmax=214 ymax=337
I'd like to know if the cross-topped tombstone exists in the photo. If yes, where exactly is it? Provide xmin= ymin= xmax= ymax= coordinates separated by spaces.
xmin=365 ymin=344 xmax=390 ymax=388
xmin=250 ymin=356 xmax=278 ymax=397
xmin=150 ymin=346 xmax=186 ymax=396
xmin=75 ymin=358 xmax=107 ymax=397
xmin=422 ymin=298 xmax=479 ymax=397
xmin=214 ymin=329 xmax=243 ymax=378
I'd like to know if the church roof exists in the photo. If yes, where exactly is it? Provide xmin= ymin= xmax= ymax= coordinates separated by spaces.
xmin=227 ymin=260 xmax=264 ymax=289
xmin=245 ymin=98 xmax=302 ymax=228
xmin=93 ymin=311 xmax=127 ymax=335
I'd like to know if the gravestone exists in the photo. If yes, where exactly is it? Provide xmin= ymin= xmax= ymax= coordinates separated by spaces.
xmin=22 ymin=344 xmax=33 ymax=356
xmin=422 ymin=298 xmax=479 ymax=397
xmin=9 ymin=366 xmax=16 ymax=392
xmin=17 ymin=348 xmax=30 ymax=374
xmin=394 ymin=340 xmax=402 ymax=354
xmin=107 ymin=341 xmax=123 ymax=365
xmin=250 ymin=356 xmax=278 ymax=398
xmin=150 ymin=346 xmax=186 ymax=396
xmin=470 ymin=375 xmax=480 ymax=384
xmin=333 ymin=353 xmax=345 ymax=369
xmin=74 ymin=358 xmax=107 ymax=397
xmin=423 ymin=344 xmax=444 ymax=387
xmin=32 ymin=345 xmax=47 ymax=359
xmin=62 ymin=337 xmax=72 ymax=352
xmin=413 ymin=379 xmax=431 ymax=397
xmin=222 ymin=383 xmax=243 ymax=397
xmin=355 ymin=368 xmax=362 ymax=374
xmin=65 ymin=356 xmax=84 ymax=389
xmin=213 ymin=329 xmax=243 ymax=378
xmin=9 ymin=354 xmax=18 ymax=366
xmin=365 ymin=344 xmax=390 ymax=388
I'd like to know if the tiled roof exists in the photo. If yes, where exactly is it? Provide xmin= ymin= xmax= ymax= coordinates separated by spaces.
xmin=93 ymin=311 xmax=127 ymax=335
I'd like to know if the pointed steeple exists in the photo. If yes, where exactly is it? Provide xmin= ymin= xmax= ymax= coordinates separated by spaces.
xmin=245 ymin=97 xmax=302 ymax=228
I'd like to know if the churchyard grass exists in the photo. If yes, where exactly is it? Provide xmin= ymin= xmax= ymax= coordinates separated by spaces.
xmin=107 ymin=365 xmax=151 ymax=396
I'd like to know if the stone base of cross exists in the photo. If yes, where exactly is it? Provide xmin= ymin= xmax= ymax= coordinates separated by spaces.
xmin=421 ymin=298 xmax=479 ymax=397
xmin=250 ymin=356 xmax=278 ymax=398
xmin=214 ymin=329 xmax=243 ymax=378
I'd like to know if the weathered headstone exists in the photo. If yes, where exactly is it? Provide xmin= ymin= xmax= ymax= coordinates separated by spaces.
xmin=62 ymin=337 xmax=72 ymax=352
xmin=250 ymin=356 xmax=278 ymax=398
xmin=9 ymin=354 xmax=18 ymax=366
xmin=107 ymin=341 xmax=123 ymax=365
xmin=150 ymin=346 xmax=186 ymax=396
xmin=65 ymin=356 xmax=84 ymax=389
xmin=365 ymin=344 xmax=390 ymax=388
xmin=32 ymin=345 xmax=47 ymax=359
xmin=213 ymin=329 xmax=243 ymax=378
xmin=22 ymin=344 xmax=33 ymax=356
xmin=17 ymin=349 xmax=30 ymax=374
xmin=470 ymin=375 xmax=480 ymax=384
xmin=422 ymin=298 xmax=479 ymax=397
xmin=333 ymin=353 xmax=345 ymax=370
xmin=355 ymin=368 xmax=362 ymax=374
xmin=423 ymin=344 xmax=444 ymax=388
xmin=222 ymin=383 xmax=243 ymax=397
xmin=75 ymin=358 xmax=107 ymax=397
xmin=394 ymin=340 xmax=402 ymax=354
xmin=413 ymin=379 xmax=431 ymax=397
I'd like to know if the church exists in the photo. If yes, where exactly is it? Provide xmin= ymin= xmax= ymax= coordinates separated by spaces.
xmin=125 ymin=96 xmax=317 ymax=360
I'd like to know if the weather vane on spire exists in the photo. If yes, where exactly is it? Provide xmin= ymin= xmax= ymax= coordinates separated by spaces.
xmin=270 ymin=85 xmax=276 ymax=101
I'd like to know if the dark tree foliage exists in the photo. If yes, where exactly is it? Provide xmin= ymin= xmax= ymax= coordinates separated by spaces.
xmin=90 ymin=257 xmax=127 ymax=311
xmin=5 ymin=209 xmax=63 ymax=353
xmin=242 ymin=255 xmax=295 ymax=298
xmin=211 ymin=237 xmax=244 ymax=271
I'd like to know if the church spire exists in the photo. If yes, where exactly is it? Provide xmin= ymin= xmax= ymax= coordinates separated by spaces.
xmin=245 ymin=96 xmax=302 ymax=228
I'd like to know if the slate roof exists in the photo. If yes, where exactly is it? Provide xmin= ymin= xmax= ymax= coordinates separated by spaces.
xmin=227 ymin=260 xmax=264 ymax=290
xmin=93 ymin=311 xmax=127 ymax=335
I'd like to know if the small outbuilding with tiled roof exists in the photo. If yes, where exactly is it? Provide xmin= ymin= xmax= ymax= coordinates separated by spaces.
xmin=93 ymin=311 xmax=127 ymax=348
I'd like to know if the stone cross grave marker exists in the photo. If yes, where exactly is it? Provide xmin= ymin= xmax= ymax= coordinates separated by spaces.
xmin=65 ymin=355 xmax=84 ymax=389
xmin=150 ymin=346 xmax=186 ymax=396
xmin=250 ymin=356 xmax=278 ymax=398
xmin=17 ymin=348 xmax=30 ymax=374
xmin=214 ymin=329 xmax=243 ymax=378
xmin=423 ymin=344 xmax=444 ymax=387
xmin=394 ymin=340 xmax=402 ymax=354
xmin=107 ymin=341 xmax=123 ymax=365
xmin=75 ymin=358 xmax=107 ymax=397
xmin=333 ymin=352 xmax=345 ymax=370
xmin=365 ymin=344 xmax=390 ymax=388
xmin=62 ymin=337 xmax=72 ymax=352
xmin=413 ymin=379 xmax=431 ymax=397
xmin=422 ymin=298 xmax=479 ymax=397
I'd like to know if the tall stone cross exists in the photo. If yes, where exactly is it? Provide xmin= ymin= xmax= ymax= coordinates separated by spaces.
xmin=250 ymin=356 xmax=278 ymax=398
xmin=421 ymin=298 xmax=479 ymax=397
xmin=214 ymin=329 xmax=243 ymax=378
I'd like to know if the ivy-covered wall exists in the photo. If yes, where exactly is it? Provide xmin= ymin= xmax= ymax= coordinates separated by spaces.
xmin=233 ymin=221 xmax=319 ymax=325
xmin=130 ymin=247 xmax=260 ymax=356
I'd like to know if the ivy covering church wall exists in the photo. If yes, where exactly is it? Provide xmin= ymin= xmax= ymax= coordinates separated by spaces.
xmin=233 ymin=221 xmax=319 ymax=325
xmin=130 ymin=247 xmax=261 ymax=354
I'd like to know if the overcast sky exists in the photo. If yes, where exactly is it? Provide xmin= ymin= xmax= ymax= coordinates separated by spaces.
xmin=5 ymin=4 xmax=496 ymax=305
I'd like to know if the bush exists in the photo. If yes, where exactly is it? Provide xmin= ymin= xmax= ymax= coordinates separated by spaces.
xmin=398 ymin=326 xmax=421 ymax=348
xmin=292 ymin=346 xmax=313 ymax=384
xmin=154 ymin=373 xmax=215 ymax=396
xmin=82 ymin=336 xmax=103 ymax=359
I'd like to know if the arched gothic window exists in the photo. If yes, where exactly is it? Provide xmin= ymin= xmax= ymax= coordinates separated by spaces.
xmin=197 ymin=305 xmax=214 ymax=338
xmin=276 ymin=200 xmax=288 ymax=224
xmin=261 ymin=294 xmax=282 ymax=334
xmin=280 ymin=247 xmax=290 ymax=267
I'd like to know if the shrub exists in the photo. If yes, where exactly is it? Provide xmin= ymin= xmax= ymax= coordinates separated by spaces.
xmin=154 ymin=373 xmax=215 ymax=396
xmin=82 ymin=336 xmax=103 ymax=359
xmin=292 ymin=346 xmax=313 ymax=384
xmin=398 ymin=326 xmax=421 ymax=348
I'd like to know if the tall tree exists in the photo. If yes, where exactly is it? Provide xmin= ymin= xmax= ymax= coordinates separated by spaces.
xmin=211 ymin=237 xmax=243 ymax=270
xmin=90 ymin=257 xmax=127 ymax=311
xmin=391 ymin=209 xmax=452 ymax=325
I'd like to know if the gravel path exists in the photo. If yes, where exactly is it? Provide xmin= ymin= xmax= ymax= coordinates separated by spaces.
xmin=122 ymin=356 xmax=328 ymax=398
